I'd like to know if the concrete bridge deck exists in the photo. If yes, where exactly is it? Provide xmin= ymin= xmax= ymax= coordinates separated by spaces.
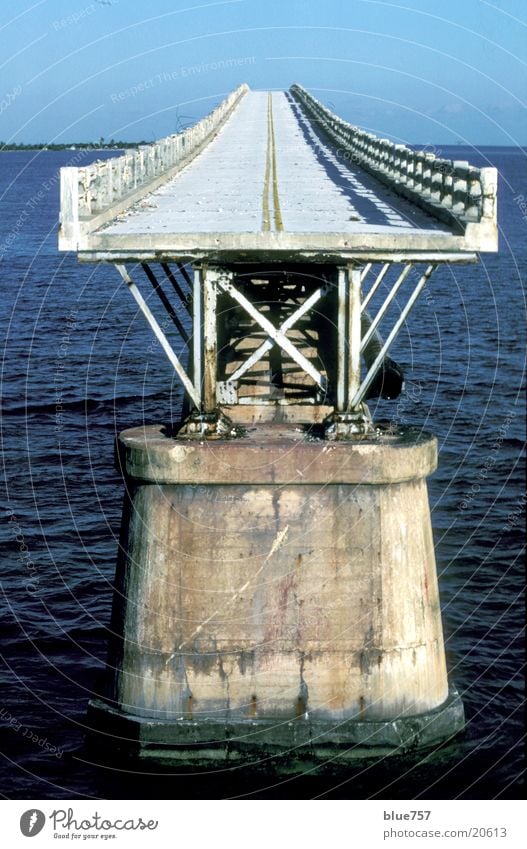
xmin=59 ymin=85 xmax=497 ymax=262
xmin=102 ymin=91 xmax=439 ymax=237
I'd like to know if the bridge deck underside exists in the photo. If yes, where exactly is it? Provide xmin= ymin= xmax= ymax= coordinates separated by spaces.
xmin=85 ymin=91 xmax=477 ymax=261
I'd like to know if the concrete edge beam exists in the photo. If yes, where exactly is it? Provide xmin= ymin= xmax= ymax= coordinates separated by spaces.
xmin=117 ymin=424 xmax=438 ymax=485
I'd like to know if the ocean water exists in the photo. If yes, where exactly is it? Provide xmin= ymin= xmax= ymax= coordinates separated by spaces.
xmin=0 ymin=147 xmax=525 ymax=800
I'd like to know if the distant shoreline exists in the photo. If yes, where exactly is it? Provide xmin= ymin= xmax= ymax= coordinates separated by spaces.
xmin=0 ymin=143 xmax=145 ymax=152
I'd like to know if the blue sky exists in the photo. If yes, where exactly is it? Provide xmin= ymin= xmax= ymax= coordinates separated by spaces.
xmin=1 ymin=0 xmax=526 ymax=144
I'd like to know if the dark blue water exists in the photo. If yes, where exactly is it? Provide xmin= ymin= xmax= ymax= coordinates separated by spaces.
xmin=0 ymin=148 xmax=525 ymax=799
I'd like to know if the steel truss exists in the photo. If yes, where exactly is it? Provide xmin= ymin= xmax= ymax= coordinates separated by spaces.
xmin=115 ymin=260 xmax=438 ymax=437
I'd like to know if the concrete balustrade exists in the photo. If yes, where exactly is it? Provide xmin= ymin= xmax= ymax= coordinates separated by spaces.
xmin=82 ymin=85 xmax=248 ymax=215
xmin=290 ymin=84 xmax=497 ymax=229
xmin=59 ymin=84 xmax=249 ymax=249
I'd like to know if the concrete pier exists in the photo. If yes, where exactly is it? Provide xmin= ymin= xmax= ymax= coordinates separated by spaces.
xmin=89 ymin=423 xmax=464 ymax=766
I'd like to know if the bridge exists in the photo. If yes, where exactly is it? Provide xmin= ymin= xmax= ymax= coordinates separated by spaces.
xmin=60 ymin=84 xmax=497 ymax=436
xmin=62 ymin=86 xmax=497 ymax=767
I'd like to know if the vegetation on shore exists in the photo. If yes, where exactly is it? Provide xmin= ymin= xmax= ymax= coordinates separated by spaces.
xmin=0 ymin=137 xmax=148 ymax=151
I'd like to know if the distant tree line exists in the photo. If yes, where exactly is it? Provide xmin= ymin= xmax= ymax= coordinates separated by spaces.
xmin=0 ymin=138 xmax=149 ymax=151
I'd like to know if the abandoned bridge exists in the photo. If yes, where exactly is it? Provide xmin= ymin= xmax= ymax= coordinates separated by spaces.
xmin=60 ymin=85 xmax=497 ymax=765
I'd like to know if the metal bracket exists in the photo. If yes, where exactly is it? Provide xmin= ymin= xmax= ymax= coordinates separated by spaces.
xmin=217 ymin=380 xmax=238 ymax=405
xmin=323 ymin=404 xmax=374 ymax=439
xmin=177 ymin=409 xmax=244 ymax=439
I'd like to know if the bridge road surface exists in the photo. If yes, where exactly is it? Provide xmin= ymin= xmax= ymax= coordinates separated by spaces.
xmin=100 ymin=90 xmax=448 ymax=240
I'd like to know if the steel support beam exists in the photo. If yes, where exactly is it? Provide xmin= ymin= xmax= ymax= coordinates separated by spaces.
xmin=116 ymin=263 xmax=200 ymax=407
xmin=360 ymin=264 xmax=413 ymax=354
xmin=192 ymin=267 xmax=202 ymax=408
xmin=141 ymin=263 xmax=190 ymax=343
xmin=348 ymin=265 xmax=362 ymax=409
xmin=351 ymin=264 xmax=436 ymax=408
xmin=202 ymin=267 xmax=218 ymax=412
xmin=161 ymin=262 xmax=191 ymax=314
xmin=361 ymin=262 xmax=390 ymax=312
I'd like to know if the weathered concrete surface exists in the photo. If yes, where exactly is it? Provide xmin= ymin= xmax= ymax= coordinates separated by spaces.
xmin=94 ymin=423 xmax=464 ymax=764
xmin=88 ymin=685 xmax=464 ymax=768
xmin=117 ymin=423 xmax=438 ymax=485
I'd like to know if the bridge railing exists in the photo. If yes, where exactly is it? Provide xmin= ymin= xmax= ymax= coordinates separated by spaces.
xmin=59 ymin=84 xmax=249 ymax=249
xmin=290 ymin=84 xmax=497 ymax=229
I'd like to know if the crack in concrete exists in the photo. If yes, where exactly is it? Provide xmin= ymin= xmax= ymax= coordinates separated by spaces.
xmin=165 ymin=524 xmax=290 ymax=664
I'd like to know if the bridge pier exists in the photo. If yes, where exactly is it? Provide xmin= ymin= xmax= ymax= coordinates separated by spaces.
xmin=89 ymin=420 xmax=464 ymax=767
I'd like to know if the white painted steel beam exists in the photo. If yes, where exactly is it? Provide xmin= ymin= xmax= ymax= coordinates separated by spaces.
xmin=362 ymin=263 xmax=390 ymax=311
xmin=192 ymin=268 xmax=202 ymax=407
xmin=336 ymin=268 xmax=347 ymax=412
xmin=203 ymin=268 xmax=219 ymax=411
xmin=348 ymin=266 xmax=362 ymax=409
xmin=115 ymin=263 xmax=200 ymax=407
xmin=360 ymin=264 xmax=413 ymax=353
xmin=351 ymin=264 xmax=437 ymax=408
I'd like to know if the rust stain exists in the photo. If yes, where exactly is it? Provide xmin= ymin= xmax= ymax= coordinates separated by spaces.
xmin=262 ymin=563 xmax=298 ymax=644
xmin=250 ymin=694 xmax=258 ymax=718
xmin=279 ymin=572 xmax=295 ymax=611
xmin=423 ymin=573 xmax=429 ymax=603
xmin=187 ymin=650 xmax=217 ymax=676
xmin=184 ymin=694 xmax=193 ymax=719
xmin=296 ymin=651 xmax=309 ymax=717
xmin=295 ymin=695 xmax=306 ymax=717
xmin=358 ymin=695 xmax=366 ymax=718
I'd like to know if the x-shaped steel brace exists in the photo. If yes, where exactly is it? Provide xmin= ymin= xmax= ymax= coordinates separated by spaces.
xmin=216 ymin=275 xmax=328 ymax=392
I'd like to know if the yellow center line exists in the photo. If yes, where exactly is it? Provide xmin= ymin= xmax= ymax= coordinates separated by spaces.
xmin=262 ymin=94 xmax=272 ymax=231
xmin=262 ymin=92 xmax=284 ymax=232
xmin=269 ymin=94 xmax=284 ymax=232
